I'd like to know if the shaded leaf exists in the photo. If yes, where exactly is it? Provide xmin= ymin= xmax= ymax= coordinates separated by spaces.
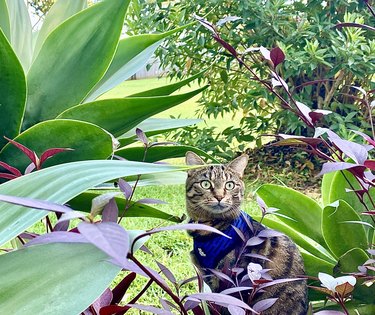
xmin=270 ymin=47 xmax=285 ymax=67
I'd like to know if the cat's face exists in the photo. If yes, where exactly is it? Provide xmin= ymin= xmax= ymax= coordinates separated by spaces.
xmin=185 ymin=152 xmax=248 ymax=221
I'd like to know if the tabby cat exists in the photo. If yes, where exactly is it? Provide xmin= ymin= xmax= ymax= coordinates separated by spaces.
xmin=185 ymin=151 xmax=308 ymax=315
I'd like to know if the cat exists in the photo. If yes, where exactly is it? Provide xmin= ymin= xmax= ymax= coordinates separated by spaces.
xmin=185 ymin=151 xmax=308 ymax=315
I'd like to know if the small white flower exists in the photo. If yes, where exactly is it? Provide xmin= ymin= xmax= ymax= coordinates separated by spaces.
xmin=318 ymin=272 xmax=356 ymax=293
xmin=247 ymin=263 xmax=262 ymax=283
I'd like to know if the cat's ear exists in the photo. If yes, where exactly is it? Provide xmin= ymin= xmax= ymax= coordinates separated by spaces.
xmin=186 ymin=151 xmax=206 ymax=166
xmin=227 ymin=154 xmax=248 ymax=177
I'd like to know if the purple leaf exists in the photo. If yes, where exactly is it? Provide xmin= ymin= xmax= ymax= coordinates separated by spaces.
xmin=78 ymin=222 xmax=129 ymax=267
xmin=159 ymin=298 xmax=174 ymax=312
xmin=140 ymin=223 xmax=231 ymax=239
xmin=187 ymin=293 xmax=255 ymax=312
xmin=352 ymin=130 xmax=375 ymax=147
xmin=90 ymin=192 xmax=120 ymax=218
xmin=184 ymin=298 xmax=201 ymax=311
xmin=213 ymin=35 xmax=238 ymax=57
xmin=0 ymin=161 xmax=22 ymax=177
xmin=228 ymin=305 xmax=246 ymax=315
xmin=259 ymin=46 xmax=271 ymax=61
xmin=270 ymin=47 xmax=285 ymax=67
xmin=252 ymin=298 xmax=278 ymax=312
xmin=53 ymin=220 xmax=70 ymax=232
xmin=368 ymin=249 xmax=375 ymax=255
xmin=136 ymin=128 xmax=148 ymax=145
xmin=217 ymin=16 xmax=242 ymax=26
xmin=208 ymin=269 xmax=235 ymax=285
xmin=156 ymin=261 xmax=177 ymax=284
xmin=257 ymin=229 xmax=284 ymax=238
xmin=112 ymin=272 xmax=137 ymax=305
xmin=193 ymin=14 xmax=216 ymax=33
xmin=329 ymin=137 xmax=368 ymax=164
xmin=40 ymin=148 xmax=73 ymax=166
xmin=220 ymin=287 xmax=253 ymax=295
xmin=24 ymin=162 xmax=36 ymax=174
xmin=19 ymin=232 xmax=39 ymax=240
xmin=25 ymin=231 xmax=88 ymax=247
xmin=102 ymin=198 xmax=119 ymax=222
xmin=118 ymin=178 xmax=132 ymax=199
xmin=232 ymin=225 xmax=245 ymax=242
xmin=57 ymin=211 xmax=86 ymax=223
xmin=259 ymin=278 xmax=304 ymax=290
xmin=244 ymin=253 xmax=271 ymax=262
xmin=336 ymin=22 xmax=375 ymax=32
xmin=314 ymin=311 xmax=346 ymax=315
xmin=0 ymin=194 xmax=73 ymax=213
xmin=137 ymin=198 xmax=167 ymax=205
xmin=318 ymin=162 xmax=366 ymax=176
xmin=246 ymin=237 xmax=265 ymax=246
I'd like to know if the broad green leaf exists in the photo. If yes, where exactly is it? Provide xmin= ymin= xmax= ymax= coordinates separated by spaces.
xmin=118 ymin=118 xmax=202 ymax=146
xmin=259 ymin=216 xmax=336 ymax=264
xmin=85 ymin=25 xmax=191 ymax=102
xmin=336 ymin=248 xmax=374 ymax=303
xmin=256 ymin=184 xmax=324 ymax=244
xmin=321 ymin=171 xmax=335 ymax=207
xmin=24 ymin=0 xmax=130 ymax=129
xmin=329 ymin=170 xmax=375 ymax=219
xmin=322 ymin=200 xmax=368 ymax=259
xmin=0 ymin=243 xmax=120 ymax=314
xmin=0 ymin=28 xmax=26 ymax=149
xmin=0 ymin=160 xmax=187 ymax=246
xmin=33 ymin=0 xmax=87 ymax=58
xmin=116 ymin=145 xmax=220 ymax=163
xmin=68 ymin=191 xmax=182 ymax=223
xmin=5 ymin=0 xmax=33 ymax=71
xmin=129 ymin=70 xmax=206 ymax=97
xmin=0 ymin=0 xmax=10 ymax=40
xmin=0 ymin=120 xmax=113 ymax=171
xmin=57 ymin=87 xmax=207 ymax=137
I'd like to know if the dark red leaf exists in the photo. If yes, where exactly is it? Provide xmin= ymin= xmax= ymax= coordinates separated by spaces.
xmin=99 ymin=305 xmax=130 ymax=315
xmin=364 ymin=160 xmax=375 ymax=171
xmin=213 ymin=35 xmax=238 ymax=57
xmin=270 ymin=47 xmax=285 ymax=67
xmin=39 ymin=148 xmax=73 ymax=166
xmin=0 ymin=173 xmax=18 ymax=180
xmin=336 ymin=22 xmax=375 ymax=32
xmin=112 ymin=272 xmax=137 ymax=305
xmin=0 ymin=161 xmax=22 ymax=177
xmin=4 ymin=136 xmax=39 ymax=167
xmin=86 ymin=289 xmax=113 ymax=315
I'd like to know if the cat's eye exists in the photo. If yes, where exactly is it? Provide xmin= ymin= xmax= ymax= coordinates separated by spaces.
xmin=225 ymin=181 xmax=235 ymax=190
xmin=200 ymin=180 xmax=212 ymax=189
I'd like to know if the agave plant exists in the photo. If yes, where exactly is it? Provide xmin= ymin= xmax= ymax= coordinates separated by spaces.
xmin=0 ymin=0 xmax=208 ymax=173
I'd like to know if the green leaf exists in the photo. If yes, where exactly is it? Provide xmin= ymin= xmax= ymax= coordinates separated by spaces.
xmin=256 ymin=184 xmax=324 ymax=244
xmin=0 ymin=120 xmax=113 ymax=171
xmin=68 ymin=191 xmax=182 ymax=223
xmin=0 ymin=0 xmax=10 ymax=40
xmin=33 ymin=0 xmax=87 ymax=58
xmin=260 ymin=216 xmax=336 ymax=264
xmin=129 ymin=70 xmax=206 ymax=97
xmin=5 ymin=0 xmax=33 ymax=71
xmin=321 ymin=171 xmax=335 ymax=207
xmin=329 ymin=170 xmax=375 ymax=219
xmin=118 ymin=118 xmax=202 ymax=146
xmin=116 ymin=145 xmax=220 ymax=163
xmin=0 ymin=160 xmax=187 ymax=246
xmin=85 ymin=26 xmax=192 ymax=102
xmin=0 ymin=28 xmax=26 ymax=149
xmin=0 ymin=243 xmax=120 ymax=314
xmin=24 ymin=0 xmax=131 ymax=129
xmin=57 ymin=87 xmax=207 ymax=137
xmin=322 ymin=200 xmax=368 ymax=259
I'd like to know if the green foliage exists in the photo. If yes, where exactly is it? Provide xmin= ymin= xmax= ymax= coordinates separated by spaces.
xmin=126 ymin=0 xmax=375 ymax=156
xmin=256 ymin=174 xmax=375 ymax=307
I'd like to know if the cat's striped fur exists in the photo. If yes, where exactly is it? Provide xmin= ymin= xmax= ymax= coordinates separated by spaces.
xmin=186 ymin=152 xmax=308 ymax=315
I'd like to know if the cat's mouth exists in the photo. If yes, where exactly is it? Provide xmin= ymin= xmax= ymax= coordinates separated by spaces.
xmin=209 ymin=202 xmax=229 ymax=212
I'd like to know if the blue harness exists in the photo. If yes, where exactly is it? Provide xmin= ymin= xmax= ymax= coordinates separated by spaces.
xmin=192 ymin=211 xmax=253 ymax=269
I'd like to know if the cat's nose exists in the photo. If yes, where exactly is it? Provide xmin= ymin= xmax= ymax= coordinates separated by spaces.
xmin=215 ymin=195 xmax=224 ymax=202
